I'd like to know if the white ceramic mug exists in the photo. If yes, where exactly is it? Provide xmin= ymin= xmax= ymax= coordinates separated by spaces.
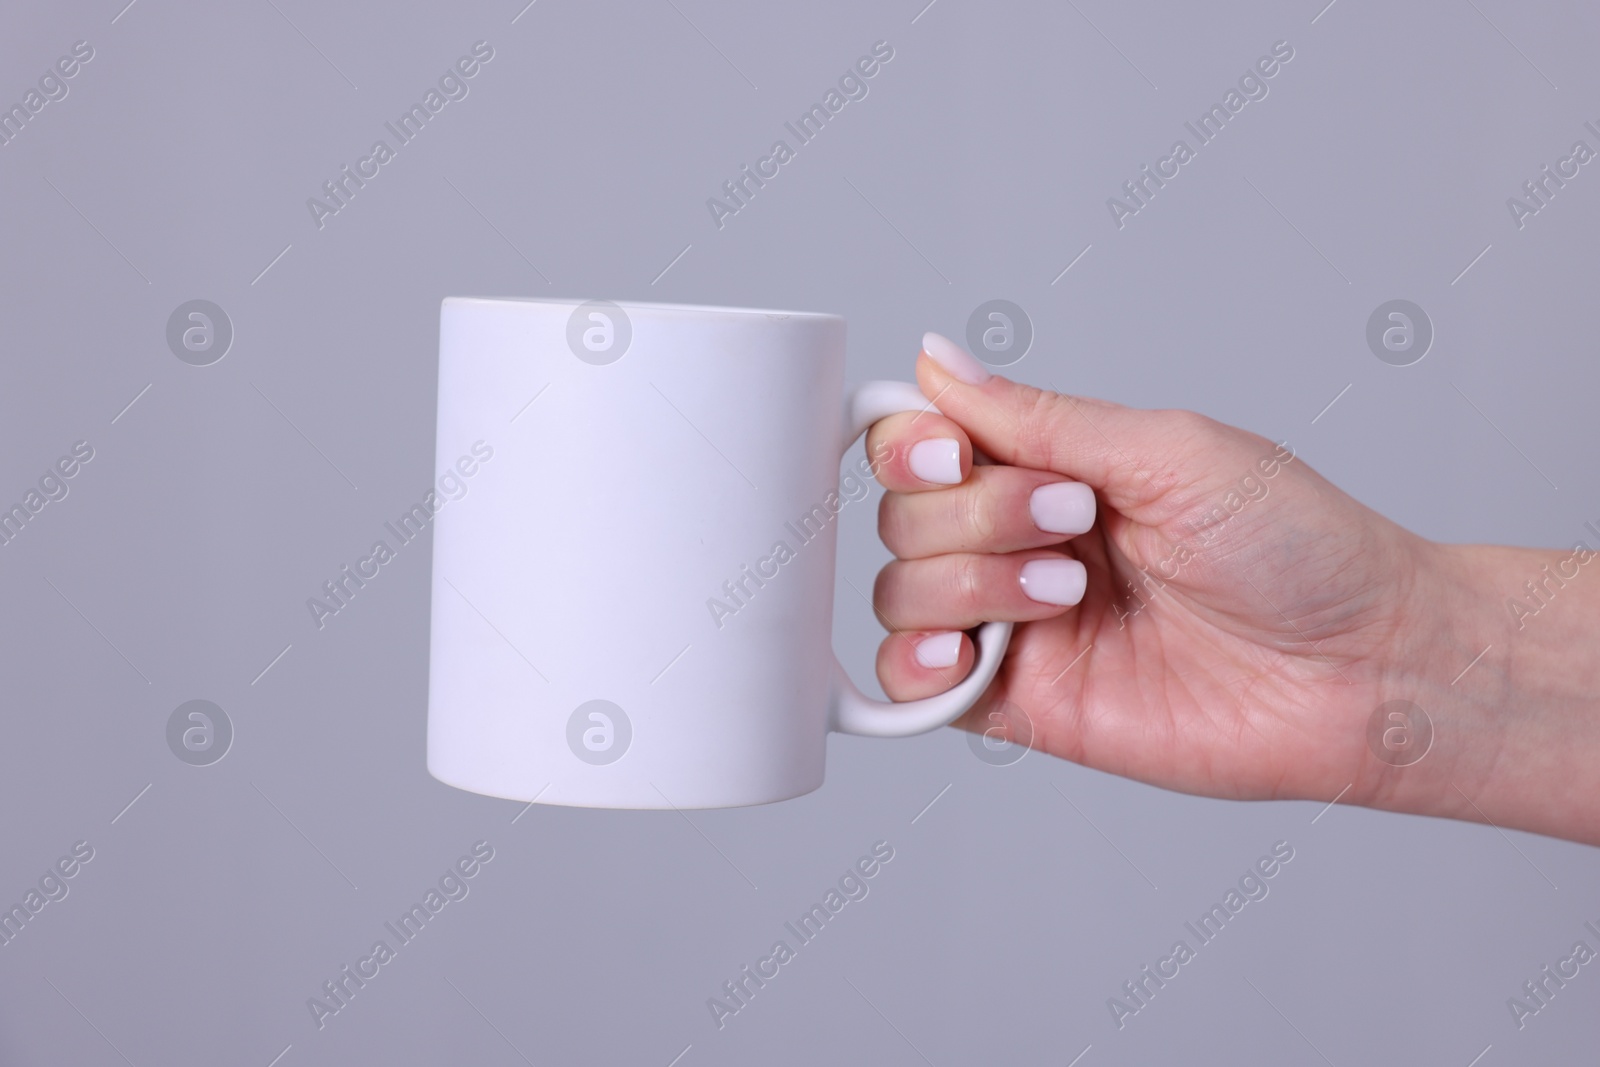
xmin=427 ymin=298 xmax=1012 ymax=809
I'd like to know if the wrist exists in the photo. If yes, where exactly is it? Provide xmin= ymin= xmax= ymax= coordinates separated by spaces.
xmin=1375 ymin=539 xmax=1600 ymax=845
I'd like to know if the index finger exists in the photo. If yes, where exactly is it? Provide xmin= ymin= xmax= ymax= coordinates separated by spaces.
xmin=864 ymin=409 xmax=974 ymax=492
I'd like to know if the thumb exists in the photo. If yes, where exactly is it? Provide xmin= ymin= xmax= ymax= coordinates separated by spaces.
xmin=916 ymin=331 xmax=1217 ymax=514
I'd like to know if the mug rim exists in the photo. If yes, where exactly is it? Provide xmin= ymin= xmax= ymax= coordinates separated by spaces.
xmin=443 ymin=295 xmax=844 ymax=322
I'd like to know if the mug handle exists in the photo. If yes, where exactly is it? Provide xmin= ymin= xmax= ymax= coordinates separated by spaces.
xmin=828 ymin=380 xmax=1014 ymax=738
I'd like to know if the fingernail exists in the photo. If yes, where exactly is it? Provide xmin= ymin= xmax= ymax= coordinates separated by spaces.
xmin=921 ymin=331 xmax=991 ymax=385
xmin=914 ymin=631 xmax=963 ymax=669
xmin=1030 ymin=482 xmax=1096 ymax=535
xmin=908 ymin=438 xmax=962 ymax=485
xmin=1019 ymin=559 xmax=1087 ymax=606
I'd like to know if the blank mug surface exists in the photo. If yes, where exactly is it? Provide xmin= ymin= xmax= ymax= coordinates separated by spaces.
xmin=427 ymin=298 xmax=1009 ymax=809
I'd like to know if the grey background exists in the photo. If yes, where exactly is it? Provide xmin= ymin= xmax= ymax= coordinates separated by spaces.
xmin=2 ymin=0 xmax=1597 ymax=1064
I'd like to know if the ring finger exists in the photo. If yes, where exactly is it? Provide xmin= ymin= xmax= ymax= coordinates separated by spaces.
xmin=879 ymin=466 xmax=1096 ymax=560
xmin=873 ymin=549 xmax=1087 ymax=632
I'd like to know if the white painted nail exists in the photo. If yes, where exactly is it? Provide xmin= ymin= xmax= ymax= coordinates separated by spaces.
xmin=1030 ymin=482 xmax=1096 ymax=535
xmin=921 ymin=331 xmax=992 ymax=385
xmin=914 ymin=631 xmax=963 ymax=669
xmin=908 ymin=438 xmax=962 ymax=485
xmin=1019 ymin=559 xmax=1087 ymax=606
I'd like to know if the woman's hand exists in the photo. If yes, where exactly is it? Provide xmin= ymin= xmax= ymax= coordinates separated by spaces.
xmin=868 ymin=333 xmax=1600 ymax=845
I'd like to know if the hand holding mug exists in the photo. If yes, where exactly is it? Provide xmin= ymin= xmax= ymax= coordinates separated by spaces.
xmin=873 ymin=332 xmax=1600 ymax=847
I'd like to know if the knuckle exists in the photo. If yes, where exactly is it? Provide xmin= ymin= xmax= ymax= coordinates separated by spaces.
xmin=1123 ymin=408 xmax=1209 ymax=508
xmin=959 ymin=474 xmax=1001 ymax=546
xmin=877 ymin=494 xmax=907 ymax=556
xmin=1165 ymin=407 xmax=1218 ymax=445
xmin=947 ymin=553 xmax=985 ymax=613
xmin=872 ymin=561 xmax=915 ymax=631
xmin=871 ymin=563 xmax=894 ymax=621
xmin=1015 ymin=389 xmax=1070 ymax=466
